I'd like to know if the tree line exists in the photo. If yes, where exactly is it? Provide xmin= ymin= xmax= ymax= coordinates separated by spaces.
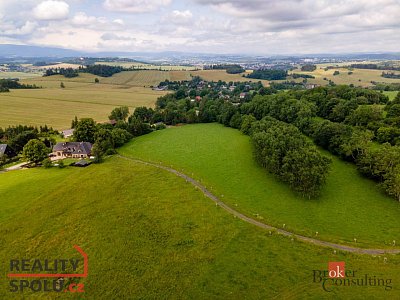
xmin=382 ymin=72 xmax=400 ymax=79
xmin=204 ymin=64 xmax=245 ymax=74
xmin=0 ymin=79 xmax=40 ymax=92
xmin=44 ymin=64 xmax=124 ymax=78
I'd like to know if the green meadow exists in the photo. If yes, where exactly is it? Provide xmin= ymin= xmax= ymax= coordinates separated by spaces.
xmin=0 ymin=157 xmax=399 ymax=299
xmin=119 ymin=123 xmax=400 ymax=248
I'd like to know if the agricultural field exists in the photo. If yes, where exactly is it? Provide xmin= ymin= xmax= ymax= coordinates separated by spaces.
xmin=1 ymin=156 xmax=399 ymax=299
xmin=290 ymin=66 xmax=400 ymax=87
xmin=102 ymin=70 xmax=171 ymax=87
xmin=0 ymin=71 xmax=42 ymax=79
xmin=31 ymin=63 xmax=83 ymax=70
xmin=119 ymin=123 xmax=400 ymax=248
xmin=190 ymin=69 xmax=270 ymax=85
xmin=0 ymin=73 xmax=167 ymax=129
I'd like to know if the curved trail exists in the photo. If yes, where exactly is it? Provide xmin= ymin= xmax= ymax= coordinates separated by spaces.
xmin=118 ymin=155 xmax=400 ymax=255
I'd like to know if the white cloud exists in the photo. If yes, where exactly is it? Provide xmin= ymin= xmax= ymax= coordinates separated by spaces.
xmin=33 ymin=0 xmax=70 ymax=21
xmin=71 ymin=12 xmax=99 ymax=26
xmin=0 ymin=0 xmax=399 ymax=55
xmin=70 ymin=12 xmax=125 ymax=31
xmin=0 ymin=20 xmax=38 ymax=36
xmin=103 ymin=0 xmax=172 ymax=13
xmin=113 ymin=19 xmax=125 ymax=25
xmin=168 ymin=10 xmax=193 ymax=25
xmin=101 ymin=32 xmax=135 ymax=41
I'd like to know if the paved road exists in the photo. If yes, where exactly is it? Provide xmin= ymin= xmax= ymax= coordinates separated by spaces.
xmin=118 ymin=155 xmax=400 ymax=255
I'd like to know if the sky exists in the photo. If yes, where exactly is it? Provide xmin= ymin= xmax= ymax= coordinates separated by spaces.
xmin=0 ymin=0 xmax=399 ymax=55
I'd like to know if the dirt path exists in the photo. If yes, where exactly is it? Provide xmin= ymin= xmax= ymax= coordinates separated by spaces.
xmin=118 ymin=155 xmax=400 ymax=255
xmin=2 ymin=162 xmax=28 ymax=172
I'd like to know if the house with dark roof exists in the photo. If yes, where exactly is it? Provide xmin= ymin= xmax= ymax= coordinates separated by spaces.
xmin=52 ymin=142 xmax=92 ymax=160
xmin=0 ymin=144 xmax=15 ymax=158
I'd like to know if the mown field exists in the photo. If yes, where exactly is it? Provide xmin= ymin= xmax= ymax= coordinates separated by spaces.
xmin=119 ymin=123 xmax=400 ymax=248
xmin=191 ymin=70 xmax=270 ymax=86
xmin=0 ymin=156 xmax=399 ymax=299
xmin=2 ymin=68 xmax=263 ymax=130
xmin=0 ymin=73 xmax=167 ymax=129
xmin=290 ymin=66 xmax=400 ymax=87
xmin=0 ymin=71 xmax=42 ymax=79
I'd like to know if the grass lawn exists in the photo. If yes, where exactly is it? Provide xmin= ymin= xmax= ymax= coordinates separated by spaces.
xmin=384 ymin=91 xmax=399 ymax=101
xmin=0 ymin=156 xmax=399 ymax=299
xmin=0 ymin=74 xmax=167 ymax=130
xmin=119 ymin=123 xmax=400 ymax=248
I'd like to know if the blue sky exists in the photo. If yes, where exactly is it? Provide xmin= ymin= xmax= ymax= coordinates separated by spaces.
xmin=0 ymin=0 xmax=399 ymax=54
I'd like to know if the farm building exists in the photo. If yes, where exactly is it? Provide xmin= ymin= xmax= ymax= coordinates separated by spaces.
xmin=240 ymin=92 xmax=248 ymax=99
xmin=0 ymin=144 xmax=15 ymax=158
xmin=61 ymin=129 xmax=74 ymax=138
xmin=52 ymin=142 xmax=92 ymax=160
xmin=305 ymin=83 xmax=320 ymax=89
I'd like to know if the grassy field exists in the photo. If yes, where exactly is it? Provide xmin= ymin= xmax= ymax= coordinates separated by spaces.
xmin=0 ymin=71 xmax=42 ymax=79
xmin=384 ymin=91 xmax=399 ymax=101
xmin=0 ymin=74 xmax=167 ymax=129
xmin=0 ymin=156 xmax=399 ymax=299
xmin=119 ymin=124 xmax=400 ymax=248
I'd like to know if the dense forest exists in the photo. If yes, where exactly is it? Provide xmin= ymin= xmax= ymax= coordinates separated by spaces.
xmin=44 ymin=64 xmax=124 ymax=78
xmin=247 ymin=69 xmax=287 ymax=80
xmin=44 ymin=68 xmax=78 ymax=78
xmin=78 ymin=65 xmax=124 ymax=77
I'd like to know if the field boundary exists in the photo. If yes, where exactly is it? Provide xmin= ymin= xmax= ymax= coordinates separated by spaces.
xmin=117 ymin=154 xmax=400 ymax=255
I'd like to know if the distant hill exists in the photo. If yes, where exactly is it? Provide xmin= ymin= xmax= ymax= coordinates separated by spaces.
xmin=0 ymin=43 xmax=399 ymax=62
xmin=0 ymin=44 xmax=83 ymax=58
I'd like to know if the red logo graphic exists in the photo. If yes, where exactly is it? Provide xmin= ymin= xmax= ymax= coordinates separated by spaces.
xmin=328 ymin=262 xmax=345 ymax=278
